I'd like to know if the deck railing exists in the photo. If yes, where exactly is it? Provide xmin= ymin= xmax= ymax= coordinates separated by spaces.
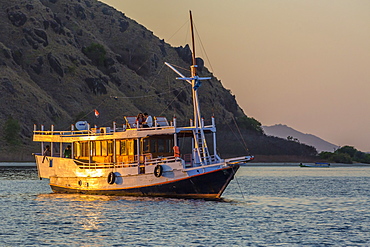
xmin=33 ymin=125 xmax=175 ymax=137
xmin=73 ymin=155 xmax=180 ymax=169
xmin=36 ymin=153 xmax=224 ymax=169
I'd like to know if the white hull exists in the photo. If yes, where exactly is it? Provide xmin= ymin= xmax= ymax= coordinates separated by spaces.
xmin=36 ymin=154 xmax=248 ymax=199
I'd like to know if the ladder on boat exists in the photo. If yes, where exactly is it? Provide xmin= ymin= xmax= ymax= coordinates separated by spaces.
xmin=194 ymin=130 xmax=211 ymax=165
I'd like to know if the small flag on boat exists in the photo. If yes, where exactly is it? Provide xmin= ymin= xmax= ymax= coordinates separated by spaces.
xmin=94 ymin=109 xmax=100 ymax=118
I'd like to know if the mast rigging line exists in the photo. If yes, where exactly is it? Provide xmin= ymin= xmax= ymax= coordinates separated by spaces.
xmin=148 ymin=63 xmax=166 ymax=88
xmin=96 ymin=85 xmax=188 ymax=128
xmin=223 ymin=120 xmax=251 ymax=155
xmin=193 ymin=24 xmax=215 ymax=74
xmin=158 ymin=87 xmax=186 ymax=117
xmin=167 ymin=19 xmax=189 ymax=44
xmin=231 ymin=115 xmax=250 ymax=154
xmin=231 ymin=166 xmax=245 ymax=200
xmin=169 ymin=63 xmax=190 ymax=73
xmin=96 ymin=86 xmax=186 ymax=128
xmin=110 ymin=84 xmax=189 ymax=99
xmin=210 ymin=105 xmax=251 ymax=156
xmin=59 ymin=99 xmax=107 ymax=130
xmin=166 ymin=12 xmax=214 ymax=74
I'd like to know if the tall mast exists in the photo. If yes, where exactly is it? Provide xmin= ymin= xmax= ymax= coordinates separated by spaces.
xmin=190 ymin=11 xmax=196 ymax=70
xmin=164 ymin=11 xmax=212 ymax=165
xmin=189 ymin=10 xmax=210 ymax=165
xmin=189 ymin=11 xmax=199 ymax=129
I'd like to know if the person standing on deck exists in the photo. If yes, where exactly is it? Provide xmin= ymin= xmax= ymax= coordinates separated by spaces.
xmin=64 ymin=145 xmax=72 ymax=158
xmin=42 ymin=145 xmax=51 ymax=162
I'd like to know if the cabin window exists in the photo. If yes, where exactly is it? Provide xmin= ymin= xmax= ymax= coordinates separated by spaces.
xmin=74 ymin=142 xmax=81 ymax=157
xmin=81 ymin=142 xmax=87 ymax=157
xmin=165 ymin=139 xmax=172 ymax=153
xmin=95 ymin=141 xmax=102 ymax=156
xmin=120 ymin=140 xmax=127 ymax=155
xmin=74 ymin=141 xmax=89 ymax=157
xmin=145 ymin=137 xmax=174 ymax=157
xmin=150 ymin=139 xmax=157 ymax=153
xmin=127 ymin=140 xmax=134 ymax=155
xmin=90 ymin=142 xmax=95 ymax=156
xmin=143 ymin=138 xmax=150 ymax=153
xmin=101 ymin=141 xmax=107 ymax=156
xmin=116 ymin=141 xmax=120 ymax=155
xmin=108 ymin=141 xmax=113 ymax=155
xmin=158 ymin=139 xmax=165 ymax=153
xmin=85 ymin=142 xmax=90 ymax=157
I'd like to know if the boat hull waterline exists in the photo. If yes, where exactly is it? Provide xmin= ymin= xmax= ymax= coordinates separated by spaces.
xmin=49 ymin=166 xmax=239 ymax=199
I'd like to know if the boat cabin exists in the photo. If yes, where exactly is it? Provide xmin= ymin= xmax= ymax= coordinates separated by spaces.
xmin=34 ymin=115 xmax=218 ymax=169
xmin=73 ymin=135 xmax=174 ymax=164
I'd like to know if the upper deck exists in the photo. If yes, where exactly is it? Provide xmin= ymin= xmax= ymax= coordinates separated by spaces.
xmin=33 ymin=116 xmax=216 ymax=143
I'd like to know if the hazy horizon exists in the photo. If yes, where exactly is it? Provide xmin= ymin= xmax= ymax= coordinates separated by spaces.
xmin=101 ymin=0 xmax=370 ymax=152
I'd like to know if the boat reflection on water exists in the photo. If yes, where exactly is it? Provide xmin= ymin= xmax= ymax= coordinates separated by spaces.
xmin=35 ymin=192 xmax=230 ymax=204
xmin=36 ymin=193 xmax=117 ymax=202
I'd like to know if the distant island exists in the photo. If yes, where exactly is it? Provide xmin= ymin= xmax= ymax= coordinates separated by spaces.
xmin=262 ymin=124 xmax=339 ymax=152
xmin=263 ymin=124 xmax=370 ymax=164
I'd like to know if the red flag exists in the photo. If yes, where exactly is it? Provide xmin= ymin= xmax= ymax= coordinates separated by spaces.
xmin=94 ymin=109 xmax=100 ymax=118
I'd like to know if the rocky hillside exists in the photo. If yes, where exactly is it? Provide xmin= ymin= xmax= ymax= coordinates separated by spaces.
xmin=0 ymin=0 xmax=316 ymax=161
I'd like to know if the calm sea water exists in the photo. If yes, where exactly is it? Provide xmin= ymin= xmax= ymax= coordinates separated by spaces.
xmin=0 ymin=163 xmax=369 ymax=246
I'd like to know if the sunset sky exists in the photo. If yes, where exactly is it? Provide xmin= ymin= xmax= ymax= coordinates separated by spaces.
xmin=101 ymin=0 xmax=370 ymax=152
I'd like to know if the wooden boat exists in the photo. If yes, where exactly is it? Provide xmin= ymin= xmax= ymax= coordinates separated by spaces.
xmin=32 ymin=11 xmax=254 ymax=199
xmin=299 ymin=162 xmax=330 ymax=167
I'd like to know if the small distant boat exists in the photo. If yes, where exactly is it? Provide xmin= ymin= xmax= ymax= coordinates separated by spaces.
xmin=299 ymin=162 xmax=330 ymax=168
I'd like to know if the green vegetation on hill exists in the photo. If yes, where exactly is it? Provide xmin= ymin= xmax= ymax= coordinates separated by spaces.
xmin=236 ymin=116 xmax=263 ymax=134
xmin=4 ymin=116 xmax=21 ymax=146
xmin=82 ymin=43 xmax=107 ymax=67
xmin=319 ymin=146 xmax=370 ymax=164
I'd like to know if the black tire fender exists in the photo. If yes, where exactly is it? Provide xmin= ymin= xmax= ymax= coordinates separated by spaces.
xmin=107 ymin=172 xmax=116 ymax=184
xmin=154 ymin=165 xmax=163 ymax=177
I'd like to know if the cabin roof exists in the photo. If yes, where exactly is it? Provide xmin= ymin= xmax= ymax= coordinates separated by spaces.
xmin=33 ymin=124 xmax=217 ymax=143
xmin=33 ymin=126 xmax=176 ymax=143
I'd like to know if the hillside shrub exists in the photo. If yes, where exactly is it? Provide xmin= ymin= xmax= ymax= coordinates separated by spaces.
xmin=329 ymin=153 xmax=352 ymax=164
xmin=4 ymin=116 xmax=21 ymax=146
xmin=82 ymin=43 xmax=106 ymax=66
xmin=237 ymin=116 xmax=263 ymax=134
xmin=320 ymin=145 xmax=370 ymax=164
xmin=336 ymin=145 xmax=357 ymax=158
